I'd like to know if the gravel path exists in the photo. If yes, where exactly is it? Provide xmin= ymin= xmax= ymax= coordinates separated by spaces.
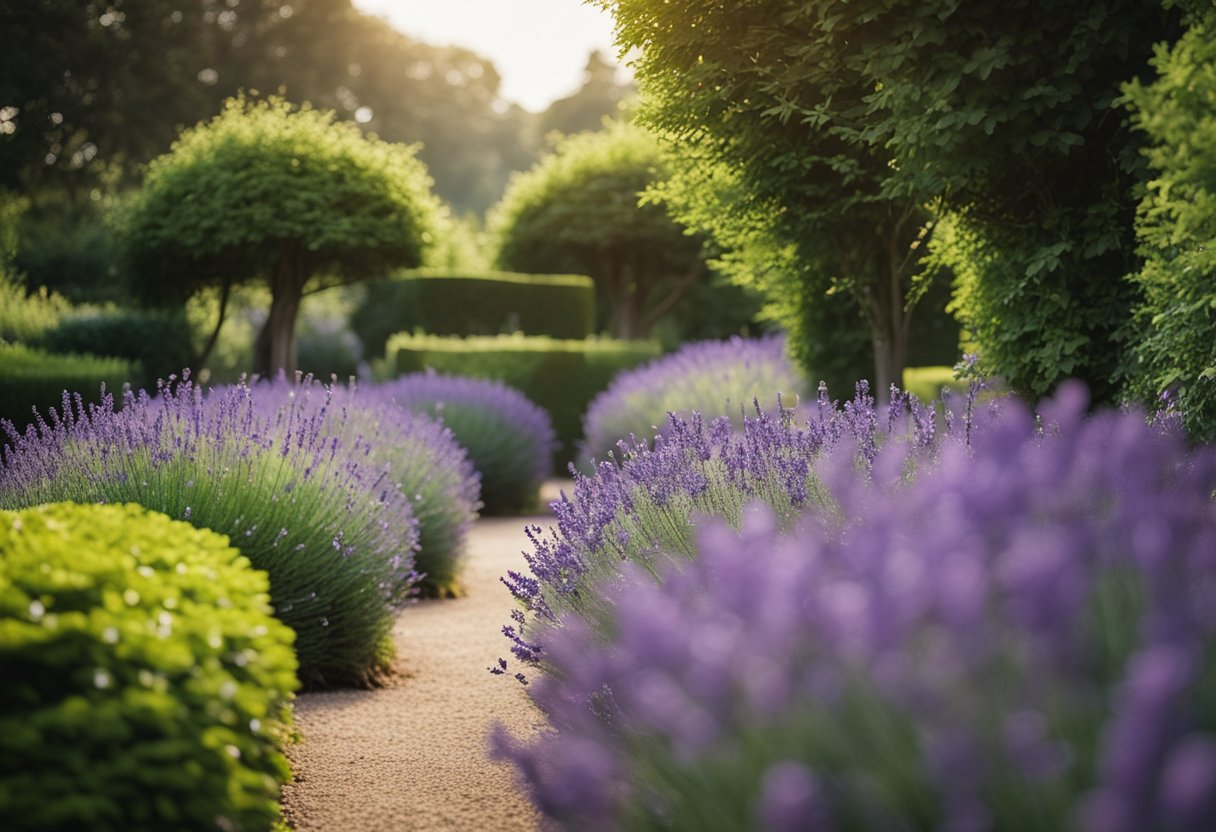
xmin=280 ymin=512 xmax=554 ymax=831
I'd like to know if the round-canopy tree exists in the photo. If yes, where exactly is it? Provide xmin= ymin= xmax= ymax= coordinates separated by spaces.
xmin=120 ymin=95 xmax=441 ymax=375
xmin=489 ymin=122 xmax=705 ymax=340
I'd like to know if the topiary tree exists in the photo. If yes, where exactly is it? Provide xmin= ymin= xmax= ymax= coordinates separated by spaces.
xmin=489 ymin=122 xmax=706 ymax=340
xmin=1124 ymin=4 xmax=1216 ymax=439
xmin=120 ymin=95 xmax=441 ymax=375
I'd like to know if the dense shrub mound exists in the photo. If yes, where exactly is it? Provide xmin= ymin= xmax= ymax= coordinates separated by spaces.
xmin=0 ymin=502 xmax=298 ymax=831
xmin=377 ymin=372 xmax=556 ymax=515
xmin=0 ymin=375 xmax=418 ymax=688
xmin=580 ymin=334 xmax=806 ymax=464
xmin=494 ymin=385 xmax=1216 ymax=830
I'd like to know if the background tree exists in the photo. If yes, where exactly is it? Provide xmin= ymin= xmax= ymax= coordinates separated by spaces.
xmin=1 ymin=0 xmax=535 ymax=302
xmin=598 ymin=0 xmax=1178 ymax=400
xmin=120 ymin=96 xmax=440 ymax=375
xmin=489 ymin=122 xmax=705 ymax=340
xmin=536 ymin=51 xmax=636 ymax=139
xmin=852 ymin=0 xmax=1179 ymax=402
xmin=1124 ymin=2 xmax=1216 ymax=439
xmin=596 ymin=0 xmax=941 ymax=395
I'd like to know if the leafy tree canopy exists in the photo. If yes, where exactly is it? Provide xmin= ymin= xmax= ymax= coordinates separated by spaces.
xmin=598 ymin=0 xmax=1178 ymax=400
xmin=0 ymin=0 xmax=527 ymax=216
xmin=120 ymin=95 xmax=440 ymax=374
xmin=490 ymin=122 xmax=705 ymax=340
xmin=1124 ymin=6 xmax=1216 ymax=439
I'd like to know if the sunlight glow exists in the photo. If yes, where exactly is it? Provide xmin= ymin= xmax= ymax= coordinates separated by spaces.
xmin=352 ymin=0 xmax=623 ymax=112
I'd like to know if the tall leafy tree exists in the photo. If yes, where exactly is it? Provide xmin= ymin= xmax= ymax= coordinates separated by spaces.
xmin=598 ymin=0 xmax=1178 ymax=400
xmin=120 ymin=97 xmax=440 ymax=374
xmin=490 ymin=123 xmax=705 ymax=340
xmin=1124 ymin=2 xmax=1216 ymax=439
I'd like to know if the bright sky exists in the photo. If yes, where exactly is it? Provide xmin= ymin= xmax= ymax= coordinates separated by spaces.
xmin=352 ymin=0 xmax=624 ymax=113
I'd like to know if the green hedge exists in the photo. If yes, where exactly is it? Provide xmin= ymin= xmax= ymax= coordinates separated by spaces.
xmin=0 ymin=502 xmax=298 ymax=831
xmin=0 ymin=343 xmax=139 ymax=434
xmin=41 ymin=309 xmax=193 ymax=389
xmin=390 ymin=333 xmax=660 ymax=460
xmin=354 ymin=270 xmax=596 ymax=358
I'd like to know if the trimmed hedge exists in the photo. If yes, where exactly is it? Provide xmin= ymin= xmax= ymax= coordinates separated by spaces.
xmin=40 ymin=309 xmax=193 ymax=389
xmin=0 ymin=502 xmax=298 ymax=831
xmin=353 ymin=270 xmax=596 ymax=358
xmin=0 ymin=343 xmax=138 ymax=434
xmin=390 ymin=333 xmax=660 ymax=461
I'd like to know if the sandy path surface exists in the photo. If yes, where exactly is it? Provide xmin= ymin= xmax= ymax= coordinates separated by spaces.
xmin=280 ymin=509 xmax=557 ymax=831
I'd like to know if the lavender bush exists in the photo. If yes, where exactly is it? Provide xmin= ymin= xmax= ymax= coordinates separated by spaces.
xmin=494 ymin=384 xmax=1216 ymax=831
xmin=376 ymin=372 xmax=557 ymax=515
xmin=501 ymin=379 xmax=964 ymax=677
xmin=244 ymin=376 xmax=481 ymax=598
xmin=0 ymin=374 xmax=418 ymax=688
xmin=580 ymin=335 xmax=805 ymax=465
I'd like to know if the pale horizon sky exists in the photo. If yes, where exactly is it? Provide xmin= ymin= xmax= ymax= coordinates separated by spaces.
xmin=352 ymin=0 xmax=626 ymax=113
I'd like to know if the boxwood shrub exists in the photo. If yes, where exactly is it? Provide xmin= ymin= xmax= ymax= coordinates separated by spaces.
xmin=389 ymin=333 xmax=660 ymax=461
xmin=0 ymin=502 xmax=298 ymax=831
xmin=0 ymin=343 xmax=137 ymax=434
xmin=353 ymin=270 xmax=596 ymax=357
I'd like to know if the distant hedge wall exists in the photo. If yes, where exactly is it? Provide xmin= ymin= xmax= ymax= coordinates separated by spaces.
xmin=353 ymin=270 xmax=596 ymax=358
xmin=40 ymin=309 xmax=193 ymax=390
xmin=0 ymin=343 xmax=138 ymax=434
xmin=389 ymin=333 xmax=659 ymax=461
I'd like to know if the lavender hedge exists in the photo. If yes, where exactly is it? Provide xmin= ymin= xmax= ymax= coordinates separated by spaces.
xmin=377 ymin=372 xmax=556 ymax=515
xmin=0 ymin=374 xmax=418 ymax=688
xmin=494 ymin=384 xmax=1216 ymax=830
xmin=501 ymin=379 xmax=970 ymax=678
xmin=242 ymin=377 xmax=481 ymax=598
xmin=580 ymin=335 xmax=805 ymax=465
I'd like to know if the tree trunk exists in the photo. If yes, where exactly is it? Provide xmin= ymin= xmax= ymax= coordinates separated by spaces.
xmin=192 ymin=279 xmax=232 ymax=372
xmin=254 ymin=245 xmax=309 ymax=377
xmin=863 ymin=213 xmax=916 ymax=403
xmin=639 ymin=263 xmax=702 ymax=338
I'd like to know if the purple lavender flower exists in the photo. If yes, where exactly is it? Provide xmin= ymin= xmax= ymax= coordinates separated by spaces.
xmin=375 ymin=371 xmax=556 ymax=515
xmin=580 ymin=334 xmax=804 ymax=465
xmin=242 ymin=376 xmax=481 ymax=598
xmin=503 ymin=379 xmax=981 ymax=678
xmin=0 ymin=372 xmax=419 ymax=688
xmin=493 ymin=384 xmax=1216 ymax=830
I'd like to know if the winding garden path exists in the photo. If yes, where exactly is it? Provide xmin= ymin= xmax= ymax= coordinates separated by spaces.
xmin=280 ymin=503 xmax=563 ymax=831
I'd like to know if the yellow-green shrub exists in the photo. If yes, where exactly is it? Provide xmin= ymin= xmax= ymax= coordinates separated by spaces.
xmin=0 ymin=502 xmax=298 ymax=831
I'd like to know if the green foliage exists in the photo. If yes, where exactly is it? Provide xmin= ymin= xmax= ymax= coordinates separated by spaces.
xmin=0 ymin=274 xmax=69 ymax=346
xmin=40 ymin=308 xmax=193 ymax=389
xmin=389 ymin=333 xmax=661 ymax=464
xmin=0 ymin=195 xmax=70 ymax=345
xmin=0 ymin=502 xmax=297 ymax=831
xmin=600 ymin=0 xmax=1175 ymax=400
xmin=352 ymin=270 xmax=597 ymax=358
xmin=119 ymin=95 xmax=441 ymax=374
xmin=489 ymin=122 xmax=706 ymax=339
xmin=0 ymin=343 xmax=136 ymax=433
xmin=0 ymin=1 xmax=537 ymax=216
xmin=14 ymin=218 xmax=123 ymax=304
xmin=901 ymin=366 xmax=964 ymax=404
xmin=1124 ymin=15 xmax=1216 ymax=439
